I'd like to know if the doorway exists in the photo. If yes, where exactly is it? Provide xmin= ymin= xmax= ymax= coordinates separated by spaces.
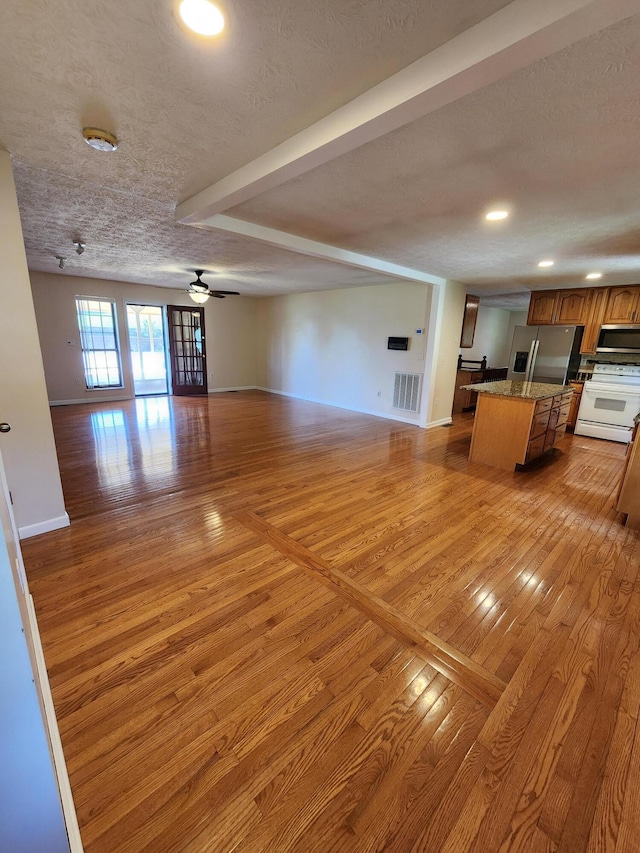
xmin=166 ymin=305 xmax=208 ymax=395
xmin=126 ymin=305 xmax=169 ymax=396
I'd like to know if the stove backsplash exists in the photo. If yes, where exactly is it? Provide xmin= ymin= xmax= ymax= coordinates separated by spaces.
xmin=575 ymin=351 xmax=640 ymax=381
xmin=581 ymin=352 xmax=640 ymax=367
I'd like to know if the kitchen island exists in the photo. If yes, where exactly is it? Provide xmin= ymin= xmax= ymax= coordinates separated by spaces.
xmin=460 ymin=380 xmax=574 ymax=471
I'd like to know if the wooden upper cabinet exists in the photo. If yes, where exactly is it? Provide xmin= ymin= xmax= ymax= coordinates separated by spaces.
xmin=580 ymin=287 xmax=608 ymax=354
xmin=554 ymin=289 xmax=590 ymax=324
xmin=460 ymin=295 xmax=479 ymax=347
xmin=528 ymin=289 xmax=591 ymax=326
xmin=603 ymin=286 xmax=640 ymax=324
xmin=527 ymin=291 xmax=557 ymax=325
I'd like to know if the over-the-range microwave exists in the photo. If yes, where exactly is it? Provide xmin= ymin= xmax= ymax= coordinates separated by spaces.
xmin=597 ymin=325 xmax=640 ymax=353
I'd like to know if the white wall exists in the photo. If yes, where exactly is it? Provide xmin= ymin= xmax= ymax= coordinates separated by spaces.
xmin=504 ymin=310 xmax=528 ymax=368
xmin=256 ymin=282 xmax=430 ymax=423
xmin=30 ymin=272 xmax=260 ymax=403
xmin=459 ymin=303 xmax=512 ymax=368
xmin=0 ymin=153 xmax=68 ymax=537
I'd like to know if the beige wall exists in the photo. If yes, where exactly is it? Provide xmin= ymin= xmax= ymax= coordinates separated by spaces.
xmin=30 ymin=272 xmax=260 ymax=403
xmin=0 ymin=153 xmax=68 ymax=537
xmin=426 ymin=280 xmax=467 ymax=426
xmin=256 ymin=282 xmax=431 ymax=423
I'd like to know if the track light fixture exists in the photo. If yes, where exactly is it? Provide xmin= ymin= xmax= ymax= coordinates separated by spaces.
xmin=56 ymin=255 xmax=66 ymax=269
xmin=74 ymin=241 xmax=85 ymax=255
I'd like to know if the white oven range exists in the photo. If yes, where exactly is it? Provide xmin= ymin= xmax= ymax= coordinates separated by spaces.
xmin=575 ymin=364 xmax=640 ymax=443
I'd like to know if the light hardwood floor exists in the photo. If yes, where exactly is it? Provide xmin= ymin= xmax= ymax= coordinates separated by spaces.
xmin=21 ymin=392 xmax=640 ymax=852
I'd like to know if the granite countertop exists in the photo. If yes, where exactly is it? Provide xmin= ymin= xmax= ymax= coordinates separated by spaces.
xmin=459 ymin=380 xmax=573 ymax=400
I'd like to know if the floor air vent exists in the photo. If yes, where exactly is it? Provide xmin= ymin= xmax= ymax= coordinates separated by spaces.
xmin=393 ymin=372 xmax=422 ymax=413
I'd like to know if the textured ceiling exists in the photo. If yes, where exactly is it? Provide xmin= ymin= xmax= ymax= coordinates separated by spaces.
xmin=228 ymin=15 xmax=640 ymax=296
xmin=14 ymin=164 xmax=401 ymax=295
xmin=1 ymin=0 xmax=639 ymax=297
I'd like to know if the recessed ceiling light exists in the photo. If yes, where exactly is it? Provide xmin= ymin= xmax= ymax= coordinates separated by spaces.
xmin=82 ymin=128 xmax=118 ymax=151
xmin=485 ymin=210 xmax=509 ymax=222
xmin=179 ymin=0 xmax=225 ymax=36
xmin=586 ymin=272 xmax=602 ymax=280
xmin=538 ymin=259 xmax=554 ymax=268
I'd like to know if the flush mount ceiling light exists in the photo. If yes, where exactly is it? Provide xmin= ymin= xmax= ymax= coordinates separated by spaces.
xmin=538 ymin=259 xmax=554 ymax=268
xmin=485 ymin=209 xmax=509 ymax=222
xmin=586 ymin=272 xmax=603 ymax=280
xmin=179 ymin=0 xmax=225 ymax=36
xmin=82 ymin=128 xmax=118 ymax=152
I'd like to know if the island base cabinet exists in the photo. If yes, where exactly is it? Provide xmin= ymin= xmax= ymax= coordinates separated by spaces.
xmin=469 ymin=395 xmax=536 ymax=470
xmin=469 ymin=392 xmax=572 ymax=471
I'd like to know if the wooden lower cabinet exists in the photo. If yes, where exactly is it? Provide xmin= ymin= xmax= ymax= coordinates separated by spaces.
xmin=617 ymin=425 xmax=640 ymax=529
xmin=453 ymin=367 xmax=508 ymax=414
xmin=469 ymin=390 xmax=573 ymax=471
xmin=566 ymin=382 xmax=583 ymax=429
xmin=453 ymin=370 xmax=480 ymax=413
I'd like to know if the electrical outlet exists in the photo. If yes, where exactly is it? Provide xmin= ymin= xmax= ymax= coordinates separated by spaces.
xmin=377 ymin=391 xmax=382 ymax=397
xmin=75 ymin=378 xmax=82 ymax=385
xmin=209 ymin=372 xmax=214 ymax=379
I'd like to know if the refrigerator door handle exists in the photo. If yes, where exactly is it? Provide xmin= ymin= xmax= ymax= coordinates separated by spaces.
xmin=525 ymin=339 xmax=539 ymax=383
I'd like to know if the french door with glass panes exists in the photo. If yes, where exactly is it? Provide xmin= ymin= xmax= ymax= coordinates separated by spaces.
xmin=166 ymin=305 xmax=208 ymax=395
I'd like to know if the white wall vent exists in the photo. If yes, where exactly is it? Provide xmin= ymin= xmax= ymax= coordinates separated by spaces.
xmin=393 ymin=372 xmax=422 ymax=413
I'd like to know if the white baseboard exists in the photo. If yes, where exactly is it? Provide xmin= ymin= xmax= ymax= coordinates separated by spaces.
xmin=425 ymin=417 xmax=453 ymax=429
xmin=256 ymin=387 xmax=422 ymax=425
xmin=208 ymin=386 xmax=258 ymax=393
xmin=49 ymin=396 xmax=131 ymax=406
xmin=19 ymin=513 xmax=70 ymax=540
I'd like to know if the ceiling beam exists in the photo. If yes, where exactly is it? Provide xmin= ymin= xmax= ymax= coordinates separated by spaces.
xmin=200 ymin=215 xmax=447 ymax=286
xmin=177 ymin=0 xmax=637 ymax=225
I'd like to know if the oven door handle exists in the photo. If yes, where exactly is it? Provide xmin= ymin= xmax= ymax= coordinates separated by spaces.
xmin=583 ymin=388 xmax=639 ymax=400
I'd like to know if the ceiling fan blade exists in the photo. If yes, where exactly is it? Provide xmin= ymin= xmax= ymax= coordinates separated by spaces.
xmin=211 ymin=293 xmax=227 ymax=299
xmin=211 ymin=290 xmax=240 ymax=296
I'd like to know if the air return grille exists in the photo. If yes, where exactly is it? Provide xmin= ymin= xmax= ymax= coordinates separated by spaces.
xmin=393 ymin=372 xmax=422 ymax=413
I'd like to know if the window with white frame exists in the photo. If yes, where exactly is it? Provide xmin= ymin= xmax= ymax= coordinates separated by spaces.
xmin=75 ymin=298 xmax=123 ymax=389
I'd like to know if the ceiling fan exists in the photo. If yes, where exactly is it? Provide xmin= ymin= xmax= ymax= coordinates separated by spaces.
xmin=187 ymin=270 xmax=240 ymax=304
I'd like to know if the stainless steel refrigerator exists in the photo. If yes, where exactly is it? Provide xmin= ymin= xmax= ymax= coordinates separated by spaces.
xmin=507 ymin=325 xmax=583 ymax=385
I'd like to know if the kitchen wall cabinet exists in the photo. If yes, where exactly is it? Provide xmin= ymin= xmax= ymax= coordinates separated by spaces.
xmin=527 ymin=289 xmax=590 ymax=326
xmin=527 ymin=291 xmax=557 ymax=325
xmin=460 ymin=295 xmax=479 ymax=348
xmin=555 ymin=289 xmax=590 ymax=324
xmin=580 ymin=287 xmax=608 ymax=354
xmin=603 ymin=286 xmax=640 ymax=324
xmin=527 ymin=284 xmax=640 ymax=352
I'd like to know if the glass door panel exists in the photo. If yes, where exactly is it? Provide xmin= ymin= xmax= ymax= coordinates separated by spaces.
xmin=167 ymin=306 xmax=208 ymax=395
xmin=127 ymin=305 xmax=169 ymax=396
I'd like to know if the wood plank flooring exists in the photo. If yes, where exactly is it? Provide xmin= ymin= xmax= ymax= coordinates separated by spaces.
xmin=20 ymin=392 xmax=640 ymax=852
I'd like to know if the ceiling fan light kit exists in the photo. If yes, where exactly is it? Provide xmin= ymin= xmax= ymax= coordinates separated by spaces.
xmin=187 ymin=269 xmax=239 ymax=303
